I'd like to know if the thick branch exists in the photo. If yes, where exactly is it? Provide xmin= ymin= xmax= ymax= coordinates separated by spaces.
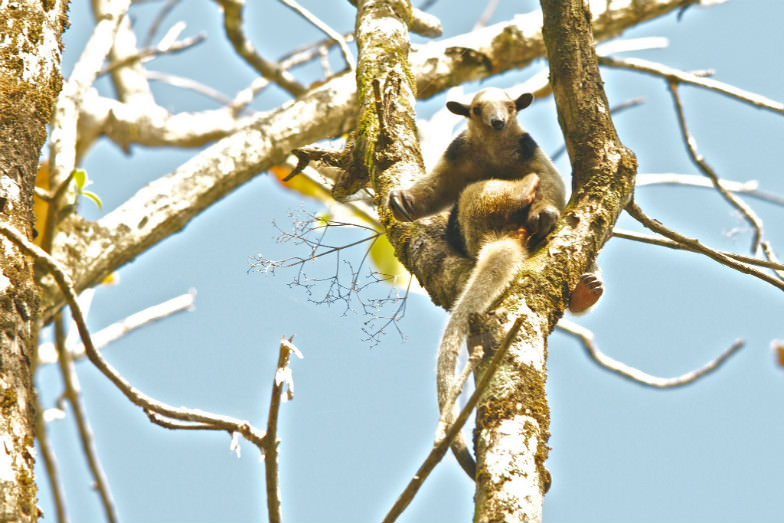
xmin=41 ymin=0 xmax=702 ymax=322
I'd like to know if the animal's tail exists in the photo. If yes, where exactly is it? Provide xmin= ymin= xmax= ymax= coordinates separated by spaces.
xmin=436 ymin=237 xmax=527 ymax=479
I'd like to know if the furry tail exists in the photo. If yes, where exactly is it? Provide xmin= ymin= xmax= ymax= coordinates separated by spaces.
xmin=436 ymin=237 xmax=527 ymax=479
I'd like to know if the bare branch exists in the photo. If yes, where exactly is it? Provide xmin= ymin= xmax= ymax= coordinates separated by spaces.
xmin=598 ymin=55 xmax=784 ymax=115
xmin=611 ymin=229 xmax=784 ymax=272
xmin=625 ymin=198 xmax=784 ymax=292
xmin=265 ymin=336 xmax=302 ymax=523
xmin=34 ymin=393 xmax=69 ymax=523
xmin=473 ymin=0 xmax=500 ymax=30
xmin=37 ymin=291 xmax=196 ymax=365
xmin=668 ymin=80 xmax=764 ymax=252
xmin=216 ymin=0 xmax=306 ymax=97
xmin=52 ymin=315 xmax=117 ymax=523
xmin=143 ymin=0 xmax=183 ymax=47
xmin=279 ymin=0 xmax=355 ymax=70
xmin=0 ymin=223 xmax=270 ymax=452
xmin=145 ymin=70 xmax=235 ymax=105
xmin=557 ymin=319 xmax=744 ymax=388
xmin=382 ymin=317 xmax=524 ymax=523
xmin=636 ymin=173 xmax=784 ymax=206
xmin=100 ymin=31 xmax=206 ymax=76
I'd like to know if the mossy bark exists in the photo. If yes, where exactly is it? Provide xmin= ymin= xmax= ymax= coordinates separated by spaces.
xmin=0 ymin=1 xmax=69 ymax=521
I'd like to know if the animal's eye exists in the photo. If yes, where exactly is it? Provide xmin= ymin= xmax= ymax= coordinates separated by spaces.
xmin=472 ymin=106 xmax=481 ymax=116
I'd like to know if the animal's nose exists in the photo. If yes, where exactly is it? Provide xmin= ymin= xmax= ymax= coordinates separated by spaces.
xmin=491 ymin=118 xmax=505 ymax=130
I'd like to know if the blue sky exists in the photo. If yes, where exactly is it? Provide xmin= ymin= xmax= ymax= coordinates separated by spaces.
xmin=35 ymin=1 xmax=784 ymax=522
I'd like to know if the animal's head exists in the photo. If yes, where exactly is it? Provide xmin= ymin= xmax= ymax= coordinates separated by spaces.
xmin=447 ymin=88 xmax=533 ymax=132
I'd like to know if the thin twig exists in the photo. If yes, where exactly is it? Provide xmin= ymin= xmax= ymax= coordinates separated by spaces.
xmin=636 ymin=173 xmax=784 ymax=206
xmin=668 ymin=80 xmax=763 ymax=253
xmin=598 ymin=55 xmax=784 ymax=115
xmin=473 ymin=0 xmax=500 ymax=30
xmin=34 ymin=392 xmax=69 ymax=523
xmin=44 ymin=0 xmax=131 ymax=252
xmin=611 ymin=229 xmax=784 ymax=272
xmin=143 ymin=0 xmax=182 ymax=47
xmin=37 ymin=291 xmax=197 ymax=365
xmin=557 ymin=319 xmax=744 ymax=388
xmin=0 ymin=223 xmax=270 ymax=451
xmin=53 ymin=315 xmax=117 ymax=523
xmin=382 ymin=317 xmax=524 ymax=523
xmin=265 ymin=336 xmax=302 ymax=523
xmin=625 ymin=198 xmax=784 ymax=292
xmin=278 ymin=0 xmax=355 ymax=70
xmin=100 ymin=31 xmax=206 ymax=76
xmin=216 ymin=0 xmax=306 ymax=97
xmin=145 ymin=70 xmax=236 ymax=105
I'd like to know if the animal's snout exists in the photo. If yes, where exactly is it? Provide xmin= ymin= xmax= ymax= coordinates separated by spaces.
xmin=490 ymin=117 xmax=506 ymax=130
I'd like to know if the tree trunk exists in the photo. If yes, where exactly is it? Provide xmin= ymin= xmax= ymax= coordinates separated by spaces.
xmin=0 ymin=1 xmax=69 ymax=521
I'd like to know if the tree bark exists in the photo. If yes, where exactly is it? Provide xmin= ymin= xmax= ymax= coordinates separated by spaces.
xmin=472 ymin=1 xmax=638 ymax=521
xmin=0 ymin=1 xmax=69 ymax=521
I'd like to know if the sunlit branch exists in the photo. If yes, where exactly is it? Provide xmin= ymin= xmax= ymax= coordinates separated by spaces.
xmin=143 ymin=0 xmax=183 ymax=47
xmin=101 ymin=30 xmax=206 ymax=76
xmin=636 ymin=173 xmax=784 ymax=206
xmin=145 ymin=70 xmax=236 ymax=105
xmin=265 ymin=336 xmax=302 ymax=523
xmin=279 ymin=0 xmax=355 ymax=71
xmin=598 ymin=55 xmax=784 ymax=115
xmin=216 ymin=0 xmax=306 ymax=97
xmin=557 ymin=319 xmax=744 ymax=388
xmin=38 ymin=291 xmax=196 ymax=365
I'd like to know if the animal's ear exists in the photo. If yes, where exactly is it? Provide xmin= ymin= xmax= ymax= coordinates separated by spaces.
xmin=515 ymin=93 xmax=534 ymax=112
xmin=447 ymin=101 xmax=471 ymax=117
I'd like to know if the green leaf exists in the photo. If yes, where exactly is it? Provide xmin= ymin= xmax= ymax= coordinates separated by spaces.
xmin=80 ymin=190 xmax=103 ymax=210
xmin=72 ymin=168 xmax=87 ymax=190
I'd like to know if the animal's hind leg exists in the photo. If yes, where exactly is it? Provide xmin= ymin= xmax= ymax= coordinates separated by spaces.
xmin=569 ymin=273 xmax=603 ymax=313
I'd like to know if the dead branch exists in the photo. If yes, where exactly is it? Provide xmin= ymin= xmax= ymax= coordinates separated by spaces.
xmin=0 ymin=223 xmax=271 ymax=454
xmin=557 ymin=319 xmax=745 ymax=388
xmin=216 ymin=0 xmax=307 ymax=97
xmin=668 ymin=80 xmax=764 ymax=253
xmin=598 ymin=55 xmax=784 ymax=115
xmin=264 ymin=336 xmax=303 ymax=523
xmin=625 ymin=198 xmax=784 ymax=292
xmin=279 ymin=0 xmax=355 ymax=70
xmin=53 ymin=315 xmax=117 ymax=523
xmin=37 ymin=291 xmax=196 ymax=365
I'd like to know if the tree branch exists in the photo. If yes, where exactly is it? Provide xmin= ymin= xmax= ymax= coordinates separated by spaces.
xmin=53 ymin=314 xmax=117 ymax=523
xmin=598 ymin=55 xmax=784 ymax=115
xmin=0 ymin=223 xmax=270 ymax=454
xmin=216 ymin=0 xmax=307 ymax=97
xmin=40 ymin=0 xmax=705 ymax=323
xmin=667 ymin=80 xmax=764 ymax=252
xmin=625 ymin=198 xmax=784 ymax=292
xmin=557 ymin=319 xmax=744 ymax=388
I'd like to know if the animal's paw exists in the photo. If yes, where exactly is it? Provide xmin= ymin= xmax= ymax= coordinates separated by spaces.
xmin=387 ymin=190 xmax=416 ymax=222
xmin=569 ymin=273 xmax=604 ymax=313
xmin=525 ymin=203 xmax=559 ymax=241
